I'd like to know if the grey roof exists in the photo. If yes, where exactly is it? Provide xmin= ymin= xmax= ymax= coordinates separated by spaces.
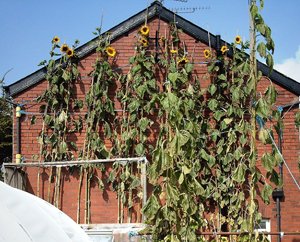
xmin=5 ymin=1 xmax=300 ymax=97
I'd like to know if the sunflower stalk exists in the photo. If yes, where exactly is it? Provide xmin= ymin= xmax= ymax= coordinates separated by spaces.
xmin=37 ymin=82 xmax=50 ymax=197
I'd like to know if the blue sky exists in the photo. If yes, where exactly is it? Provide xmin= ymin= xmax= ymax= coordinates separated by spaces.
xmin=1 ymin=0 xmax=300 ymax=87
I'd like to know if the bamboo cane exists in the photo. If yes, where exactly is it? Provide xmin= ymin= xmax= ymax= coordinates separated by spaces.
xmin=47 ymin=166 xmax=53 ymax=203
xmin=84 ymin=167 xmax=89 ymax=224
xmin=56 ymin=167 xmax=62 ymax=208
xmin=87 ymin=166 xmax=92 ymax=224
xmin=53 ymin=168 xmax=58 ymax=207
xmin=77 ymin=166 xmax=84 ymax=223
xmin=137 ymin=165 xmax=141 ymax=223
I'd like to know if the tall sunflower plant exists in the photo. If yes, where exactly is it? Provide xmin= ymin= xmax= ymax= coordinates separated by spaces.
xmin=34 ymin=37 xmax=81 ymax=163
xmin=141 ymin=21 xmax=208 ymax=242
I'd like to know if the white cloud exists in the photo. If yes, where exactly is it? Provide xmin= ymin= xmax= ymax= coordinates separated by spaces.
xmin=274 ymin=46 xmax=300 ymax=83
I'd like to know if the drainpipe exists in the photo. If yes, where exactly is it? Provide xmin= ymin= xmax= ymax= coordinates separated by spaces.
xmin=16 ymin=107 xmax=22 ymax=164
xmin=4 ymin=99 xmax=21 ymax=164
xmin=276 ymin=128 xmax=283 ymax=242
xmin=272 ymin=108 xmax=285 ymax=242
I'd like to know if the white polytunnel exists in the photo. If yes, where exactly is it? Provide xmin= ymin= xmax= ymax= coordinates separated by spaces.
xmin=0 ymin=181 xmax=92 ymax=242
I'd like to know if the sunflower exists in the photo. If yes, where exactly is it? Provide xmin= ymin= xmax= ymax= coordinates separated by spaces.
xmin=61 ymin=44 xmax=69 ymax=53
xmin=67 ymin=49 xmax=74 ymax=58
xmin=170 ymin=49 xmax=178 ymax=54
xmin=204 ymin=49 xmax=211 ymax=58
xmin=221 ymin=45 xmax=228 ymax=54
xmin=160 ymin=36 xmax=166 ymax=44
xmin=140 ymin=38 xmax=148 ymax=47
xmin=106 ymin=46 xmax=116 ymax=57
xmin=177 ymin=57 xmax=189 ymax=67
xmin=141 ymin=25 xmax=150 ymax=36
xmin=235 ymin=36 xmax=241 ymax=44
xmin=53 ymin=36 xmax=60 ymax=44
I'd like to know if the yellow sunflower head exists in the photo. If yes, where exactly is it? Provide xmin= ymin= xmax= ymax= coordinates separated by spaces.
xmin=61 ymin=44 xmax=69 ymax=53
xmin=204 ymin=49 xmax=211 ymax=58
xmin=160 ymin=36 xmax=166 ymax=43
xmin=140 ymin=38 xmax=148 ymax=47
xmin=67 ymin=49 xmax=74 ymax=58
xmin=221 ymin=45 xmax=228 ymax=54
xmin=53 ymin=36 xmax=60 ymax=44
xmin=141 ymin=25 xmax=150 ymax=36
xmin=106 ymin=46 xmax=116 ymax=57
xmin=235 ymin=36 xmax=241 ymax=44
xmin=170 ymin=49 xmax=178 ymax=54
xmin=177 ymin=57 xmax=189 ymax=67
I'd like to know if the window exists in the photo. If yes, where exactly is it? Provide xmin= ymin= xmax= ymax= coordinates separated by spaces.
xmin=85 ymin=230 xmax=114 ymax=242
xmin=255 ymin=218 xmax=271 ymax=241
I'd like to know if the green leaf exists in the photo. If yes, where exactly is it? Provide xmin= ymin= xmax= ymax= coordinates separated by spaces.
xmin=138 ymin=117 xmax=153 ymax=132
xmin=59 ymin=141 xmax=68 ymax=153
xmin=208 ymin=99 xmax=218 ymax=111
xmin=264 ymin=84 xmax=277 ymax=105
xmin=180 ymin=194 xmax=189 ymax=212
xmin=218 ymin=74 xmax=226 ymax=81
xmin=166 ymin=183 xmax=179 ymax=202
xmin=131 ymin=177 xmax=141 ymax=189
xmin=257 ymin=42 xmax=266 ymax=58
xmin=185 ymin=64 xmax=194 ymax=73
xmin=194 ymin=179 xmax=205 ymax=196
xmin=132 ymin=64 xmax=141 ymax=75
xmin=258 ymin=127 xmax=269 ymax=144
xmin=128 ymin=99 xmax=140 ymax=112
xmin=261 ymin=183 xmax=273 ymax=205
xmin=232 ymin=87 xmax=240 ymax=103
xmin=104 ymin=122 xmax=111 ymax=139
xmin=182 ymin=165 xmax=191 ymax=175
xmin=207 ymin=84 xmax=217 ymax=95
xmin=232 ymin=163 xmax=247 ymax=183
xmin=38 ymin=60 xmax=47 ymax=66
xmin=62 ymin=71 xmax=71 ymax=81
xmin=143 ymin=61 xmax=152 ymax=71
xmin=261 ymin=153 xmax=274 ymax=172
xmin=224 ymin=118 xmax=233 ymax=124
xmin=213 ymin=110 xmax=224 ymax=121
xmin=58 ymin=110 xmax=67 ymax=123
xmin=250 ymin=4 xmax=258 ymax=19
xmin=266 ymin=54 xmax=274 ymax=74
xmin=200 ymin=149 xmax=210 ymax=161
xmin=256 ymin=98 xmax=271 ymax=117
xmin=135 ymin=143 xmax=145 ymax=156
xmin=129 ymin=56 xmax=135 ymax=64
xmin=136 ymin=84 xmax=147 ymax=99
xmin=168 ymin=72 xmax=179 ymax=84
xmin=178 ymin=173 xmax=184 ymax=185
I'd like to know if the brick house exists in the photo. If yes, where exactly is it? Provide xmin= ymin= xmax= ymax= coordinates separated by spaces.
xmin=3 ymin=1 xmax=300 ymax=241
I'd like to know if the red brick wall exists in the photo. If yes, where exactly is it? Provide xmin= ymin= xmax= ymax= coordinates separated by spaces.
xmin=10 ymin=16 xmax=300 ymax=240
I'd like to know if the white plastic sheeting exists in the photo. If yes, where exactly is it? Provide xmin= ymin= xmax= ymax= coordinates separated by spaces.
xmin=0 ymin=181 xmax=92 ymax=242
